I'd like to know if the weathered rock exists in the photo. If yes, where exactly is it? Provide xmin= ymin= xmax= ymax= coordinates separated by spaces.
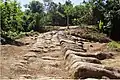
xmin=51 ymin=31 xmax=57 ymax=35
xmin=65 ymin=50 xmax=113 ymax=60
xmin=43 ymin=48 xmax=49 ymax=53
xmin=85 ymin=78 xmax=101 ymax=80
xmin=29 ymin=48 xmax=43 ymax=52
xmin=30 ymin=42 xmax=44 ymax=52
xmin=50 ymin=46 xmax=61 ymax=51
xmin=36 ymin=38 xmax=45 ymax=43
xmin=67 ymin=35 xmax=86 ymax=43
xmin=23 ymin=52 xmax=37 ymax=60
xmin=60 ymin=39 xmax=76 ymax=44
xmin=20 ymin=75 xmax=32 ymax=79
xmin=45 ymin=40 xmax=51 ymax=44
xmin=58 ymin=31 xmax=67 ymax=40
xmin=62 ymin=48 xmax=86 ymax=56
xmin=19 ymin=60 xmax=28 ymax=64
xmin=44 ymin=32 xmax=52 ymax=40
xmin=24 ymin=52 xmax=37 ymax=57
xmin=51 ymin=33 xmax=59 ymax=42
xmin=61 ymin=41 xmax=83 ymax=48
xmin=65 ymin=53 xmax=101 ymax=66
xmin=38 ymin=34 xmax=44 ymax=38
xmin=69 ymin=62 xmax=120 ymax=79
xmin=11 ymin=62 xmax=28 ymax=73
xmin=28 ymin=57 xmax=37 ymax=62
xmin=53 ymin=42 xmax=60 ymax=46
xmin=61 ymin=42 xmax=86 ymax=55
xmin=57 ymin=30 xmax=120 ymax=79
xmin=41 ymin=56 xmax=60 ymax=60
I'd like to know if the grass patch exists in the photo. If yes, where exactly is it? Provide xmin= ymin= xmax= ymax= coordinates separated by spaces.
xmin=108 ymin=41 xmax=120 ymax=49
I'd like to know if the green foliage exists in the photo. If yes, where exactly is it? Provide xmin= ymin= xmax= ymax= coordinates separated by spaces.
xmin=0 ymin=0 xmax=45 ymax=42
xmin=99 ymin=20 xmax=103 ymax=30
xmin=108 ymin=41 xmax=120 ymax=49
xmin=25 ymin=1 xmax=45 ymax=32
xmin=46 ymin=0 xmax=94 ymax=26
xmin=46 ymin=2 xmax=66 ymax=26
xmin=1 ymin=0 xmax=24 ymax=39
xmin=71 ymin=2 xmax=94 ymax=25
xmin=63 ymin=0 xmax=73 ymax=28
xmin=64 ymin=1 xmax=73 ymax=16
xmin=98 ymin=20 xmax=104 ymax=32
xmin=72 ymin=18 xmax=80 ymax=25
xmin=28 ymin=0 xmax=43 ymax=13
xmin=93 ymin=0 xmax=120 ymax=40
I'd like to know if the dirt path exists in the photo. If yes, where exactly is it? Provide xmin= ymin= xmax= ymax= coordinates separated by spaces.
xmin=0 ymin=31 xmax=70 ymax=79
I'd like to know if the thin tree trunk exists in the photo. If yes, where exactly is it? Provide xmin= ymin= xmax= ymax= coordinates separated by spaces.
xmin=67 ymin=14 xmax=69 ymax=29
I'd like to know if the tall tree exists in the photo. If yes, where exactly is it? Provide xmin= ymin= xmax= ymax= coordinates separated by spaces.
xmin=28 ymin=0 xmax=43 ymax=13
xmin=26 ymin=0 xmax=44 ymax=32
xmin=64 ymin=0 xmax=73 ymax=29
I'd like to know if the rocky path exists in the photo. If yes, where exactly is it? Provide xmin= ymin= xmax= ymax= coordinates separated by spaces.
xmin=1 ymin=29 xmax=120 ymax=79
xmin=58 ymin=29 xmax=120 ymax=79
xmin=0 ymin=31 xmax=70 ymax=79
xmin=27 ymin=31 xmax=70 ymax=79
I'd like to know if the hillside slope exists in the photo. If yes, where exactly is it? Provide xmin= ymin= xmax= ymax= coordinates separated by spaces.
xmin=0 ymin=27 xmax=120 ymax=79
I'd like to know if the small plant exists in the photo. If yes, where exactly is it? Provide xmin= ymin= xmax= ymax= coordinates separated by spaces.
xmin=108 ymin=41 xmax=120 ymax=49
xmin=99 ymin=20 xmax=104 ymax=32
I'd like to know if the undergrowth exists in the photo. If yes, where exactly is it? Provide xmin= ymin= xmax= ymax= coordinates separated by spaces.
xmin=108 ymin=41 xmax=120 ymax=52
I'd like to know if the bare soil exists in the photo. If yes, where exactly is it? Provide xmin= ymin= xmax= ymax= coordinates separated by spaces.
xmin=0 ymin=33 xmax=70 ymax=79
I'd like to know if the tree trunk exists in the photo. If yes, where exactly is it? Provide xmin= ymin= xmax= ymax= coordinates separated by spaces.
xmin=67 ymin=14 xmax=69 ymax=29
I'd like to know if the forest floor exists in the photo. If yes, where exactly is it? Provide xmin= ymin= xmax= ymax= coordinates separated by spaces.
xmin=0 ymin=27 xmax=120 ymax=79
